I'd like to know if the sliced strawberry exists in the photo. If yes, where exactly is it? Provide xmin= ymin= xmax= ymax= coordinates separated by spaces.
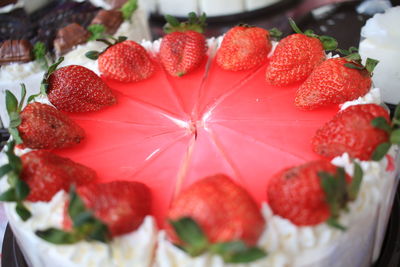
xmin=21 ymin=150 xmax=97 ymax=202
xmin=312 ymin=104 xmax=390 ymax=160
xmin=47 ymin=64 xmax=116 ymax=112
xmin=160 ymin=12 xmax=207 ymax=77
xmin=216 ymin=25 xmax=272 ymax=71
xmin=295 ymin=56 xmax=376 ymax=110
xmin=267 ymin=160 xmax=362 ymax=228
xmin=166 ymin=174 xmax=266 ymax=263
xmin=265 ymin=19 xmax=337 ymax=86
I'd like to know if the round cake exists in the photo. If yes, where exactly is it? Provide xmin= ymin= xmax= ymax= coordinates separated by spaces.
xmin=0 ymin=15 xmax=399 ymax=267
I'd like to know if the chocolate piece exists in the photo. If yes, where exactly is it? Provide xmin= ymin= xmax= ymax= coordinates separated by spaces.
xmin=53 ymin=23 xmax=90 ymax=55
xmin=105 ymin=0 xmax=128 ymax=9
xmin=0 ymin=0 xmax=17 ymax=8
xmin=0 ymin=40 xmax=32 ymax=65
xmin=91 ymin=9 xmax=123 ymax=35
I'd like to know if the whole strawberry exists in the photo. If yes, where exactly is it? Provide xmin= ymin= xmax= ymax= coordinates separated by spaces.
xmin=21 ymin=150 xmax=97 ymax=202
xmin=160 ymin=12 xmax=207 ymax=77
xmin=295 ymin=55 xmax=377 ymax=109
xmin=6 ymin=88 xmax=84 ymax=149
xmin=265 ymin=19 xmax=337 ymax=86
xmin=216 ymin=25 xmax=272 ymax=71
xmin=18 ymin=102 xmax=85 ymax=149
xmin=166 ymin=174 xmax=266 ymax=263
xmin=71 ymin=181 xmax=151 ymax=237
xmin=267 ymin=160 xmax=362 ymax=228
xmin=37 ymin=181 xmax=152 ymax=244
xmin=312 ymin=104 xmax=390 ymax=160
xmin=47 ymin=64 xmax=116 ymax=112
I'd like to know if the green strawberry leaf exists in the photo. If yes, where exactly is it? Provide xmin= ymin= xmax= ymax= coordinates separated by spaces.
xmin=32 ymin=42 xmax=49 ymax=69
xmin=365 ymin=58 xmax=379 ymax=75
xmin=268 ymin=28 xmax=282 ymax=40
xmin=372 ymin=142 xmax=391 ymax=161
xmin=318 ymin=35 xmax=338 ymax=51
xmin=210 ymin=241 xmax=266 ymax=263
xmin=393 ymin=103 xmax=400 ymax=123
xmin=164 ymin=12 xmax=207 ymax=34
xmin=165 ymin=15 xmax=180 ymax=28
xmin=169 ymin=217 xmax=209 ymax=256
xmin=0 ymin=188 xmax=17 ymax=202
xmin=16 ymin=202 xmax=32 ymax=221
xmin=85 ymin=50 xmax=100 ymax=60
xmin=87 ymin=24 xmax=106 ymax=41
xmin=348 ymin=162 xmax=363 ymax=201
xmin=288 ymin=17 xmax=303 ymax=34
xmin=18 ymin=84 xmax=27 ymax=111
xmin=326 ymin=217 xmax=346 ymax=231
xmin=87 ymin=220 xmax=109 ymax=243
xmin=390 ymin=129 xmax=400 ymax=144
xmin=372 ymin=117 xmax=392 ymax=133
xmin=8 ymin=128 xmax=22 ymax=144
xmin=120 ymin=0 xmax=138 ymax=21
xmin=344 ymin=62 xmax=364 ymax=70
xmin=15 ymin=179 xmax=30 ymax=200
xmin=5 ymin=90 xmax=19 ymax=114
xmin=0 ymin=164 xmax=12 ymax=178
xmin=36 ymin=228 xmax=83 ymax=244
xmin=5 ymin=141 xmax=22 ymax=174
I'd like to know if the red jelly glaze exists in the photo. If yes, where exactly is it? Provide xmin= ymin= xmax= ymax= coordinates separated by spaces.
xmin=53 ymin=54 xmax=339 ymax=226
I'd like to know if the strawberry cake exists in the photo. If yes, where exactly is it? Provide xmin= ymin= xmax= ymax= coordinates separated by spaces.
xmin=0 ymin=15 xmax=399 ymax=267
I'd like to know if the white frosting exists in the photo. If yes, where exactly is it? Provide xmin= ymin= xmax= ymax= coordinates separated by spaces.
xmin=359 ymin=6 xmax=400 ymax=104
xmin=4 ymin=189 xmax=158 ymax=267
xmin=155 ymin=147 xmax=399 ymax=267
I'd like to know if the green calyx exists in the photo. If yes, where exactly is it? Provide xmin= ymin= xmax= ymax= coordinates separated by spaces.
xmin=288 ymin=18 xmax=337 ymax=51
xmin=27 ymin=57 xmax=65 ymax=103
xmin=371 ymin=104 xmax=400 ymax=161
xmin=85 ymin=36 xmax=127 ymax=60
xmin=268 ymin=27 xmax=283 ymax=40
xmin=32 ymin=42 xmax=51 ymax=70
xmin=6 ymin=85 xmax=27 ymax=144
xmin=169 ymin=217 xmax=267 ymax=263
xmin=36 ymin=186 xmax=109 ymax=244
xmin=120 ymin=0 xmax=138 ymax=21
xmin=337 ymin=47 xmax=379 ymax=75
xmin=87 ymin=24 xmax=106 ymax=41
xmin=318 ymin=163 xmax=363 ymax=231
xmin=163 ymin=12 xmax=207 ymax=34
xmin=0 ymin=141 xmax=31 ymax=221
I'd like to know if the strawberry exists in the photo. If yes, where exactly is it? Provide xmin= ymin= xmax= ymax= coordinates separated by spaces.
xmin=160 ymin=12 xmax=207 ymax=77
xmin=47 ymin=63 xmax=116 ymax=112
xmin=166 ymin=174 xmax=266 ymax=263
xmin=86 ymin=37 xmax=155 ymax=82
xmin=312 ymin=104 xmax=390 ymax=161
xmin=68 ymin=181 xmax=151 ymax=237
xmin=265 ymin=19 xmax=337 ymax=86
xmin=21 ymin=150 xmax=97 ymax=202
xmin=18 ymin=102 xmax=85 ymax=149
xmin=216 ymin=25 xmax=272 ymax=71
xmin=6 ymin=88 xmax=84 ymax=149
xmin=36 ymin=181 xmax=151 ymax=244
xmin=267 ymin=160 xmax=362 ymax=228
xmin=295 ymin=54 xmax=378 ymax=110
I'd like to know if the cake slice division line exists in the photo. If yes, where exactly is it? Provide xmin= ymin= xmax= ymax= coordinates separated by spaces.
xmin=213 ymin=122 xmax=309 ymax=162
xmin=198 ymin=61 xmax=267 ymax=118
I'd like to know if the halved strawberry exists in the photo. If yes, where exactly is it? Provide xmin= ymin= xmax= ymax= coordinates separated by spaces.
xmin=160 ymin=12 xmax=207 ymax=77
xmin=166 ymin=174 xmax=266 ymax=263
xmin=295 ymin=50 xmax=378 ymax=110
xmin=36 ymin=181 xmax=151 ymax=244
xmin=216 ymin=25 xmax=272 ymax=71
xmin=6 ymin=87 xmax=85 ymax=149
xmin=267 ymin=160 xmax=362 ymax=229
xmin=312 ymin=104 xmax=390 ymax=161
xmin=265 ymin=19 xmax=337 ymax=86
